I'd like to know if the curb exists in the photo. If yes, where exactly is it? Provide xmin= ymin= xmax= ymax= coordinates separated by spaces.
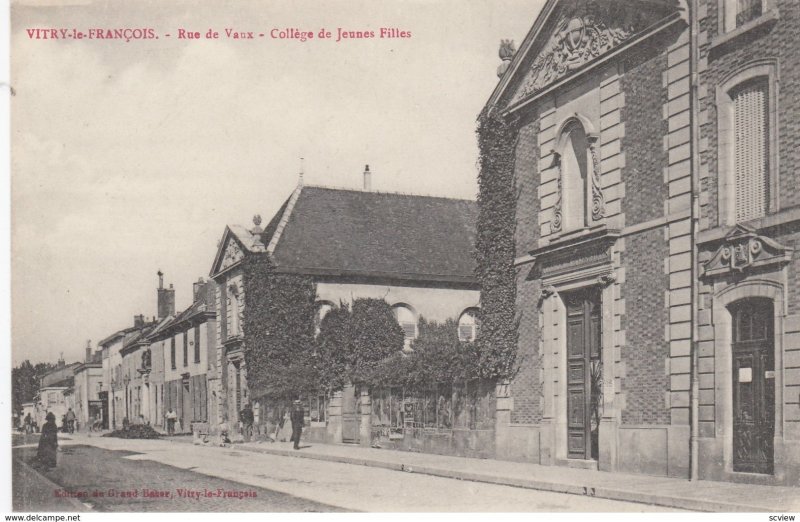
xmin=13 ymin=457 xmax=92 ymax=512
xmin=213 ymin=442 xmax=771 ymax=513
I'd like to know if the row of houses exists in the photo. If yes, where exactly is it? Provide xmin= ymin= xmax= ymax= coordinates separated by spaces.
xmin=26 ymin=0 xmax=800 ymax=487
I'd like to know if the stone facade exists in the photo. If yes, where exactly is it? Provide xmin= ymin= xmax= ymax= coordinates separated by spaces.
xmin=484 ymin=0 xmax=799 ymax=485
xmin=693 ymin=0 xmax=800 ymax=485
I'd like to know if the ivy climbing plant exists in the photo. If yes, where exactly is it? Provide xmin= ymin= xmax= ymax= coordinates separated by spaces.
xmin=242 ymin=254 xmax=318 ymax=401
xmin=475 ymin=107 xmax=520 ymax=381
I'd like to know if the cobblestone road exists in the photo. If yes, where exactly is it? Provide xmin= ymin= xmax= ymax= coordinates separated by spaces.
xmin=12 ymin=444 xmax=344 ymax=512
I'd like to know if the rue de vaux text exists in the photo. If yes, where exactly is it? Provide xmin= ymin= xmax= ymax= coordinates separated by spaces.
xmin=25 ymin=27 xmax=412 ymax=43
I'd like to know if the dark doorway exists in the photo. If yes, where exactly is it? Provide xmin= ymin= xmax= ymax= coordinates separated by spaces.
xmin=341 ymin=384 xmax=360 ymax=444
xmin=565 ymin=287 xmax=602 ymax=460
xmin=98 ymin=392 xmax=109 ymax=430
xmin=731 ymin=299 xmax=775 ymax=474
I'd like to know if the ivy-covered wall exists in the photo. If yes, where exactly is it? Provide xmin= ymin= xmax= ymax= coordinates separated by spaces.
xmin=475 ymin=108 xmax=520 ymax=381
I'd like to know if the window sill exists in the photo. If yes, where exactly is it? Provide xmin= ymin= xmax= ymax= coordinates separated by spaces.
xmin=710 ymin=9 xmax=779 ymax=54
xmin=698 ymin=204 xmax=800 ymax=245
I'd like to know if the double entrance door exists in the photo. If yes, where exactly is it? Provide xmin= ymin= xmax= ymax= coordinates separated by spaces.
xmin=565 ymin=288 xmax=601 ymax=461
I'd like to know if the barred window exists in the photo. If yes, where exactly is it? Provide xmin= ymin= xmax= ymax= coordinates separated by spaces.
xmin=732 ymin=78 xmax=769 ymax=223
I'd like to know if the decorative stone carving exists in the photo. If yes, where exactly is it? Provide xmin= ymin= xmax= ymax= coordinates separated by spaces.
xmin=539 ymin=285 xmax=558 ymax=302
xmin=497 ymin=39 xmax=516 ymax=78
xmin=551 ymin=152 xmax=563 ymax=234
xmin=220 ymin=239 xmax=244 ymax=271
xmin=702 ymin=225 xmax=793 ymax=278
xmin=588 ymin=137 xmax=605 ymax=221
xmin=596 ymin=273 xmax=616 ymax=287
xmin=550 ymin=134 xmax=605 ymax=234
xmin=513 ymin=1 xmax=646 ymax=103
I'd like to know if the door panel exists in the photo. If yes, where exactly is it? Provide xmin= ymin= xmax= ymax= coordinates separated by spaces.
xmin=342 ymin=385 xmax=360 ymax=443
xmin=731 ymin=300 xmax=774 ymax=474
xmin=565 ymin=288 xmax=601 ymax=460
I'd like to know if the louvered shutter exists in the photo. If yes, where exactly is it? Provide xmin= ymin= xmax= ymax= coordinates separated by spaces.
xmin=733 ymin=79 xmax=769 ymax=223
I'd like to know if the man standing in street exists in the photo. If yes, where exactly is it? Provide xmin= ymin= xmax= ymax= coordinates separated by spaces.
xmin=166 ymin=408 xmax=177 ymax=435
xmin=290 ymin=400 xmax=304 ymax=450
xmin=240 ymin=402 xmax=254 ymax=442
xmin=65 ymin=408 xmax=76 ymax=434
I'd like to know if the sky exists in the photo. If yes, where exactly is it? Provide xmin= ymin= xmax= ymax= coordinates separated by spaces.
xmin=10 ymin=0 xmax=545 ymax=366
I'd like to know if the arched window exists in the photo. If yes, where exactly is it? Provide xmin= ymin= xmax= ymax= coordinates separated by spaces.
xmin=391 ymin=304 xmax=418 ymax=342
xmin=732 ymin=78 xmax=770 ymax=222
xmin=458 ymin=308 xmax=480 ymax=342
xmin=314 ymin=301 xmax=334 ymax=337
xmin=561 ymin=122 xmax=589 ymax=231
xmin=551 ymin=115 xmax=603 ymax=235
xmin=716 ymin=62 xmax=778 ymax=226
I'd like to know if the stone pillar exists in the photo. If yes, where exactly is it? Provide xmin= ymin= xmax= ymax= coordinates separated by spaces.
xmin=327 ymin=390 xmax=343 ymax=443
xmin=359 ymin=388 xmax=372 ymax=447
xmin=494 ymin=380 xmax=512 ymax=459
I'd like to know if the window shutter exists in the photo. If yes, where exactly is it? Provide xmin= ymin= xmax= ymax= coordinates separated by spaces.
xmin=733 ymin=79 xmax=769 ymax=223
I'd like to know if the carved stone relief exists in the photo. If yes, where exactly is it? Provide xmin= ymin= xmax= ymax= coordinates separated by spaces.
xmin=512 ymin=1 xmax=647 ymax=103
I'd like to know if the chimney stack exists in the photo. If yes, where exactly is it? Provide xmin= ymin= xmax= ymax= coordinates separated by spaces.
xmin=134 ymin=314 xmax=146 ymax=328
xmin=193 ymin=277 xmax=206 ymax=303
xmin=85 ymin=340 xmax=92 ymax=363
xmin=363 ymin=164 xmax=371 ymax=191
xmin=157 ymin=271 xmax=176 ymax=319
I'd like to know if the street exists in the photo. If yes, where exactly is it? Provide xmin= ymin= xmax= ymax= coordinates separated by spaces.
xmin=12 ymin=433 xmax=688 ymax=512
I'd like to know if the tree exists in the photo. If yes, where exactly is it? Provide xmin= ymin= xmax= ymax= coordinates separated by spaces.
xmin=12 ymin=360 xmax=54 ymax=414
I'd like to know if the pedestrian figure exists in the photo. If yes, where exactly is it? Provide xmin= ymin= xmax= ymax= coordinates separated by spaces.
xmin=36 ymin=412 xmax=58 ymax=469
xmin=65 ymin=408 xmax=76 ymax=434
xmin=24 ymin=413 xmax=32 ymax=435
xmin=166 ymin=408 xmax=177 ymax=435
xmin=290 ymin=400 xmax=305 ymax=450
xmin=240 ymin=403 xmax=254 ymax=443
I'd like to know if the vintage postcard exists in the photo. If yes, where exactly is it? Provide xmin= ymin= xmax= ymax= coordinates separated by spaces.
xmin=7 ymin=0 xmax=800 ymax=515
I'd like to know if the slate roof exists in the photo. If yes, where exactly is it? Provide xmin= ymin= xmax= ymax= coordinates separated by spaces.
xmin=261 ymin=185 xmax=478 ymax=284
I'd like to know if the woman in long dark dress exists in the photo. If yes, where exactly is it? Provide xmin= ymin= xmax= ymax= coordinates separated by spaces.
xmin=37 ymin=412 xmax=58 ymax=469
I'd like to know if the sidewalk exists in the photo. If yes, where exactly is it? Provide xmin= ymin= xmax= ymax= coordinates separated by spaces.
xmin=169 ymin=436 xmax=800 ymax=512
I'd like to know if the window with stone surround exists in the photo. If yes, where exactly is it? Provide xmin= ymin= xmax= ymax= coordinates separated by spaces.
xmin=550 ymin=114 xmax=604 ymax=236
xmin=716 ymin=61 xmax=778 ymax=226
xmin=722 ymin=0 xmax=764 ymax=31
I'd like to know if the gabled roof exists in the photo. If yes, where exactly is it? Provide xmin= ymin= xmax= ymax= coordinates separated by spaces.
xmin=485 ymin=0 xmax=684 ymax=113
xmin=212 ymin=184 xmax=479 ymax=284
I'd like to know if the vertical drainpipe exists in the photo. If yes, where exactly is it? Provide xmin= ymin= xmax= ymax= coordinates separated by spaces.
xmin=688 ymin=0 xmax=701 ymax=482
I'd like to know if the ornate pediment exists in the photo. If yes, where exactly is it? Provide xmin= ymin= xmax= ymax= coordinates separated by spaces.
xmin=220 ymin=238 xmax=244 ymax=272
xmin=511 ymin=1 xmax=654 ymax=104
xmin=702 ymin=226 xmax=793 ymax=278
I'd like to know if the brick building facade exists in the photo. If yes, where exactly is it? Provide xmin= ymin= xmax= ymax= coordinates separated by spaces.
xmin=483 ymin=0 xmax=799 ymax=485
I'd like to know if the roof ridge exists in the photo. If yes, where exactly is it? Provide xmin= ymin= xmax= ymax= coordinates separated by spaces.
xmin=267 ymin=184 xmax=304 ymax=254
xmin=302 ymin=183 xmax=477 ymax=203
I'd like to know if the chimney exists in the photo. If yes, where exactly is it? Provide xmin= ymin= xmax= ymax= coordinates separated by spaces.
xmin=134 ymin=314 xmax=146 ymax=328
xmin=85 ymin=340 xmax=92 ymax=363
xmin=363 ymin=164 xmax=371 ymax=191
xmin=157 ymin=272 xmax=176 ymax=319
xmin=193 ymin=277 xmax=206 ymax=303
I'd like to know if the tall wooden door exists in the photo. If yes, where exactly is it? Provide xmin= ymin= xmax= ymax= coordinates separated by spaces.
xmin=342 ymin=385 xmax=360 ymax=443
xmin=565 ymin=288 xmax=601 ymax=460
xmin=731 ymin=299 xmax=775 ymax=474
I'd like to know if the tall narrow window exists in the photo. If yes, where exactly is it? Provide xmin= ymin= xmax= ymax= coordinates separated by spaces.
xmin=194 ymin=326 xmax=201 ymax=363
xmin=183 ymin=331 xmax=188 ymax=367
xmin=733 ymin=78 xmax=769 ymax=223
xmin=562 ymin=122 xmax=589 ymax=231
xmin=170 ymin=337 xmax=176 ymax=370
